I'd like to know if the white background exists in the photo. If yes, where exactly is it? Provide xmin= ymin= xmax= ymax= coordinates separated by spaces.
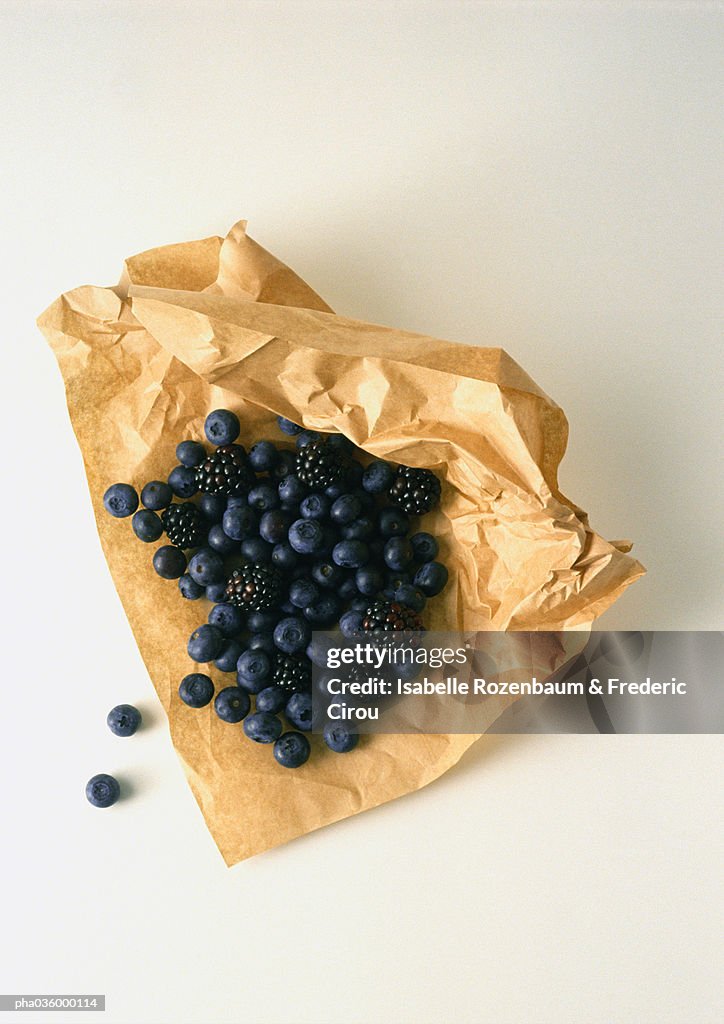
xmin=1 ymin=3 xmax=722 ymax=1023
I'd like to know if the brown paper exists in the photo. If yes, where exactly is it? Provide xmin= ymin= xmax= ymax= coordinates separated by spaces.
xmin=38 ymin=219 xmax=644 ymax=864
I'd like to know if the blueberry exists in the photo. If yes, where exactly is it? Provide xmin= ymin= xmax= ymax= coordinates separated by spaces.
xmin=226 ymin=496 xmax=246 ymax=508
xmin=214 ymin=686 xmax=250 ymax=723
xmin=330 ymin=493 xmax=362 ymax=525
xmin=303 ymin=593 xmax=340 ymax=626
xmin=273 ymin=616 xmax=311 ymax=655
xmin=132 ymin=509 xmax=163 ymax=542
xmin=222 ymin=505 xmax=257 ymax=541
xmin=243 ymin=711 xmax=283 ymax=743
xmin=106 ymin=704 xmax=141 ymax=737
xmin=248 ymin=633 xmax=274 ymax=654
xmin=85 ymin=773 xmax=120 ymax=808
xmin=187 ymin=624 xmax=224 ymax=662
xmin=153 ymin=545 xmax=187 ymax=579
xmin=386 ymin=570 xmax=411 ymax=592
xmin=207 ymin=523 xmax=238 ymax=555
xmin=311 ymin=561 xmax=345 ymax=589
xmin=188 ymin=548 xmax=225 ymax=587
xmin=200 ymin=493 xmax=227 ymax=523
xmin=378 ymin=507 xmax=409 ymax=537
xmin=256 ymin=685 xmax=288 ymax=714
xmin=205 ymin=581 xmax=228 ymax=603
xmin=289 ymin=578 xmax=320 ymax=609
xmin=248 ymin=483 xmax=280 ymax=512
xmin=140 ymin=480 xmax=173 ymax=511
xmin=246 ymin=609 xmax=279 ymax=633
xmin=323 ymin=723 xmax=359 ymax=753
xmin=324 ymin=482 xmax=345 ymax=500
xmin=413 ymin=561 xmax=449 ymax=596
xmin=103 ymin=483 xmax=138 ymax=518
xmin=241 ymin=536 xmax=273 ymax=564
xmin=204 ymin=409 xmax=240 ymax=446
xmin=214 ymin=639 xmax=244 ymax=673
xmin=383 ymin=537 xmax=413 ymax=571
xmin=179 ymin=673 xmax=215 ymax=708
xmin=342 ymin=516 xmax=374 ymax=541
xmin=259 ymin=509 xmax=292 ymax=545
xmin=326 ymin=433 xmax=355 ymax=455
xmin=273 ymin=731 xmax=311 ymax=768
xmin=168 ymin=465 xmax=199 ymax=498
xmin=362 ymin=460 xmax=394 ymax=494
xmin=278 ymin=475 xmax=306 ymax=505
xmin=295 ymin=430 xmax=321 ymax=448
xmin=285 ymin=692 xmax=313 ymax=731
xmin=237 ymin=649 xmax=272 ymax=694
xmin=208 ymin=603 xmax=244 ymax=637
xmin=350 ymin=596 xmax=369 ymax=612
xmin=288 ymin=519 xmax=325 ymax=555
xmin=299 ymin=493 xmax=329 ymax=520
xmin=277 ymin=416 xmax=303 ymax=436
xmin=338 ymin=575 xmax=360 ymax=601
xmin=332 ymin=540 xmax=369 ymax=569
xmin=394 ymin=583 xmax=427 ymax=612
xmin=249 ymin=440 xmax=278 ymax=472
xmin=176 ymin=440 xmax=206 ymax=468
xmin=272 ymin=543 xmax=299 ymax=572
xmin=345 ymin=460 xmax=363 ymax=488
xmin=307 ymin=635 xmax=333 ymax=666
xmin=339 ymin=609 xmax=364 ymax=638
xmin=355 ymin=565 xmax=384 ymax=596
xmin=179 ymin=573 xmax=205 ymax=600
xmin=271 ymin=450 xmax=296 ymax=480
xmin=410 ymin=532 xmax=439 ymax=563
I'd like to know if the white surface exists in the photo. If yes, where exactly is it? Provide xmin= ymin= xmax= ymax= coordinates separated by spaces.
xmin=1 ymin=3 xmax=722 ymax=1023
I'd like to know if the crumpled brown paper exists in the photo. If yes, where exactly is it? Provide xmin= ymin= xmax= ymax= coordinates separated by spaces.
xmin=38 ymin=219 xmax=644 ymax=864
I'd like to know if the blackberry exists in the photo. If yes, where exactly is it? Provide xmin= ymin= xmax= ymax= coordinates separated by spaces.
xmin=272 ymin=653 xmax=312 ymax=695
xmin=388 ymin=465 xmax=441 ymax=515
xmin=195 ymin=444 xmax=255 ymax=496
xmin=295 ymin=439 xmax=348 ymax=490
xmin=161 ymin=503 xmax=206 ymax=549
xmin=224 ymin=564 xmax=283 ymax=611
xmin=361 ymin=600 xmax=425 ymax=632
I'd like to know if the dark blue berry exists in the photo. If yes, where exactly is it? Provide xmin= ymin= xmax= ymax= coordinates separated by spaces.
xmin=350 ymin=596 xmax=369 ymax=612
xmin=132 ymin=509 xmax=163 ymax=542
xmin=332 ymin=540 xmax=369 ymax=568
xmin=227 ymin=495 xmax=246 ymax=508
xmin=207 ymin=523 xmax=238 ymax=555
xmin=208 ymin=603 xmax=244 ymax=637
xmin=413 ymin=561 xmax=449 ymax=596
xmin=244 ymin=711 xmax=283 ymax=743
xmin=394 ymin=583 xmax=426 ymax=612
xmin=222 ymin=505 xmax=257 ymax=541
xmin=237 ymin=649 xmax=272 ymax=693
xmin=311 ymin=561 xmax=345 ymax=589
xmin=289 ymin=578 xmax=320 ymax=609
xmin=361 ymin=460 xmax=394 ymax=494
xmin=339 ymin=609 xmax=364 ymax=637
xmin=278 ymin=475 xmax=306 ymax=505
xmin=214 ymin=686 xmax=250 ymax=723
xmin=248 ymin=633 xmax=275 ymax=654
xmin=277 ymin=416 xmax=302 ymax=436
xmin=288 ymin=518 xmax=325 ymax=555
xmin=86 ymin=773 xmax=120 ymax=808
xmin=271 ymin=449 xmax=296 ymax=480
xmin=247 ymin=483 xmax=280 ymax=512
xmin=179 ymin=673 xmax=214 ymax=708
xmin=355 ymin=565 xmax=384 ymax=596
xmin=241 ymin=536 xmax=273 ymax=564
xmin=330 ymin=493 xmax=362 ymax=525
xmin=259 ymin=509 xmax=292 ymax=544
xmin=324 ymin=482 xmax=345 ymax=500
xmin=342 ymin=516 xmax=374 ymax=540
xmin=303 ymin=593 xmax=340 ymax=626
xmin=299 ymin=493 xmax=329 ymax=520
xmin=285 ymin=692 xmax=313 ymax=731
xmin=153 ymin=545 xmax=187 ymax=579
xmin=214 ymin=639 xmax=244 ymax=673
xmin=378 ymin=507 xmax=409 ymax=537
xmin=168 ymin=465 xmax=198 ymax=498
xmin=384 ymin=537 xmax=413 ymax=571
xmin=205 ymin=581 xmax=228 ymax=603
xmin=273 ymin=731 xmax=310 ymax=768
xmin=103 ymin=483 xmax=138 ymax=518
xmin=179 ymin=573 xmax=205 ymax=600
xmin=246 ymin=609 xmax=279 ymax=633
xmin=345 ymin=460 xmax=363 ymax=488
xmin=410 ymin=532 xmax=439 ymax=563
xmin=295 ymin=430 xmax=321 ymax=448
xmin=272 ymin=543 xmax=299 ymax=572
xmin=306 ymin=635 xmax=333 ymax=666
xmin=249 ymin=440 xmax=278 ymax=472
xmin=204 ymin=409 xmax=240 ymax=446
xmin=140 ymin=480 xmax=173 ymax=510
xmin=338 ymin=575 xmax=360 ymax=601
xmin=176 ymin=440 xmax=206 ymax=468
xmin=187 ymin=624 xmax=224 ymax=662
xmin=107 ymin=704 xmax=141 ymax=737
xmin=256 ymin=686 xmax=288 ymax=714
xmin=326 ymin=434 xmax=355 ymax=455
xmin=273 ymin=616 xmax=311 ymax=655
xmin=323 ymin=723 xmax=359 ymax=753
xmin=188 ymin=548 xmax=225 ymax=586
xmin=200 ymin=493 xmax=227 ymax=522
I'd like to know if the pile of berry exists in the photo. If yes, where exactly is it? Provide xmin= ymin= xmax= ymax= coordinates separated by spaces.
xmin=103 ymin=409 xmax=448 ymax=768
